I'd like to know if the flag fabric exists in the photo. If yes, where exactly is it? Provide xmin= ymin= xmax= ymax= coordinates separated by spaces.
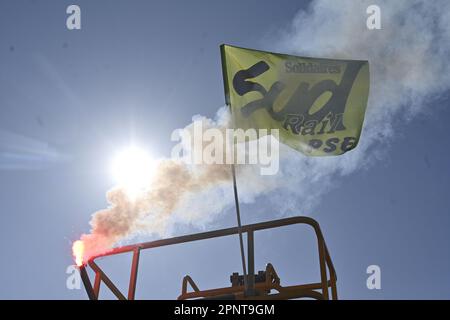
xmin=220 ymin=44 xmax=370 ymax=156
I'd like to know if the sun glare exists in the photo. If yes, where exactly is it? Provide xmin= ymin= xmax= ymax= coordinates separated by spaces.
xmin=111 ymin=146 xmax=156 ymax=199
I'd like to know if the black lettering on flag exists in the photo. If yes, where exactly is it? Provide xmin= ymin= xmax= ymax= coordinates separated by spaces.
xmin=232 ymin=60 xmax=365 ymax=133
xmin=341 ymin=137 xmax=357 ymax=152
xmin=283 ymin=114 xmax=304 ymax=134
xmin=308 ymin=139 xmax=323 ymax=150
xmin=324 ymin=137 xmax=339 ymax=153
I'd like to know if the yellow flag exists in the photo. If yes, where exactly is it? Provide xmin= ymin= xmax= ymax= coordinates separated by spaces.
xmin=220 ymin=44 xmax=370 ymax=156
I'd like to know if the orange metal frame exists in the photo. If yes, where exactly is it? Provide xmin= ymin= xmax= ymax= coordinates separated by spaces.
xmin=79 ymin=216 xmax=337 ymax=300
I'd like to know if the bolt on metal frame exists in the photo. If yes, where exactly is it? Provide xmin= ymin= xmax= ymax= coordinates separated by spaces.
xmin=79 ymin=216 xmax=337 ymax=300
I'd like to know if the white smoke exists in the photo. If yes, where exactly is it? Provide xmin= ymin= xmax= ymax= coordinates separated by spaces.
xmin=261 ymin=0 xmax=450 ymax=212
xmin=77 ymin=0 xmax=450 ymax=260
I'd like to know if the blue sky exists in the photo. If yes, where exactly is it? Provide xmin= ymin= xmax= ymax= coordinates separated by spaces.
xmin=0 ymin=0 xmax=449 ymax=299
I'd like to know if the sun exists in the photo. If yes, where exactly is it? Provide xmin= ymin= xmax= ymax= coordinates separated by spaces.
xmin=111 ymin=146 xmax=156 ymax=199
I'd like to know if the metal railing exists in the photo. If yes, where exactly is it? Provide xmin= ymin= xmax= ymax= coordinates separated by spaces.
xmin=79 ymin=216 xmax=337 ymax=300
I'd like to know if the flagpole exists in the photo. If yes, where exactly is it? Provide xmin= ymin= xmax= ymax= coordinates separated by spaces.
xmin=220 ymin=44 xmax=249 ymax=295
xmin=230 ymin=163 xmax=248 ymax=294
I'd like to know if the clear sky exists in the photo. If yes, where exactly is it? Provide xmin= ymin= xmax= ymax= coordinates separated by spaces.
xmin=0 ymin=0 xmax=449 ymax=299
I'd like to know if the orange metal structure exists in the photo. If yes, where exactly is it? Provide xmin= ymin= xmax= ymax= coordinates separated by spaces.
xmin=79 ymin=216 xmax=337 ymax=300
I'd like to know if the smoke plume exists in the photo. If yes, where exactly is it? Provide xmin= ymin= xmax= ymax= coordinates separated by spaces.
xmin=77 ymin=0 xmax=450 ymax=261
xmin=265 ymin=0 xmax=450 ymax=212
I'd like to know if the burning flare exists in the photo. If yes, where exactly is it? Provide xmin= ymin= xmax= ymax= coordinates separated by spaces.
xmin=72 ymin=240 xmax=85 ymax=266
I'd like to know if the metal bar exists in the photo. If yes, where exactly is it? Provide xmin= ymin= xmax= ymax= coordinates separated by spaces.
xmin=230 ymin=164 xmax=248 ymax=293
xmin=179 ymin=281 xmax=273 ymax=300
xmin=324 ymin=243 xmax=337 ymax=281
xmin=243 ymin=290 xmax=324 ymax=300
xmin=93 ymin=271 xmax=101 ymax=298
xmin=128 ymin=248 xmax=140 ymax=300
xmin=89 ymin=261 xmax=127 ymax=300
xmin=179 ymin=281 xmax=329 ymax=300
xmin=79 ymin=266 xmax=97 ymax=300
xmin=274 ymin=281 xmax=334 ymax=292
xmin=323 ymin=241 xmax=338 ymax=299
xmin=180 ymin=275 xmax=200 ymax=298
xmin=90 ymin=216 xmax=327 ymax=259
xmin=247 ymin=230 xmax=255 ymax=296
xmin=330 ymin=275 xmax=338 ymax=300
xmin=317 ymin=239 xmax=329 ymax=300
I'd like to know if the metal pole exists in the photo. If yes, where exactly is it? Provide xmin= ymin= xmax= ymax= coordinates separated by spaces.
xmin=247 ymin=230 xmax=255 ymax=296
xmin=128 ymin=247 xmax=140 ymax=300
xmin=231 ymin=163 xmax=248 ymax=294
xmin=318 ymin=239 xmax=329 ymax=300
xmin=79 ymin=265 xmax=97 ymax=300
xmin=93 ymin=271 xmax=101 ymax=298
